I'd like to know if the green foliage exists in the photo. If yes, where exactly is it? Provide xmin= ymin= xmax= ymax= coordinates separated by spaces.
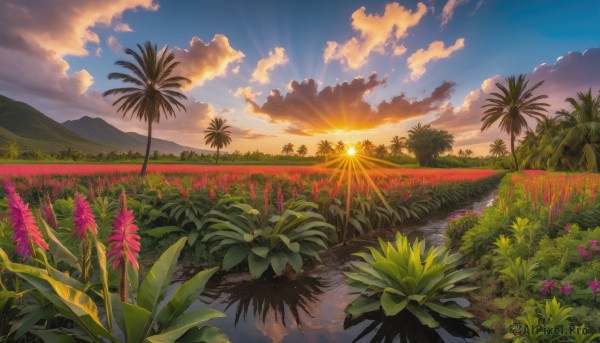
xmin=344 ymin=232 xmax=477 ymax=328
xmin=445 ymin=212 xmax=479 ymax=250
xmin=405 ymin=123 xmax=454 ymax=167
xmin=203 ymin=199 xmax=335 ymax=278
xmin=498 ymin=257 xmax=539 ymax=296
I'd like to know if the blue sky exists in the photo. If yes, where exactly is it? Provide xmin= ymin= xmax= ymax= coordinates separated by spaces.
xmin=1 ymin=0 xmax=599 ymax=154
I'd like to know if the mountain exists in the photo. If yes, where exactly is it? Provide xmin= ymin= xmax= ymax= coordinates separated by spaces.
xmin=0 ymin=94 xmax=108 ymax=153
xmin=62 ymin=116 xmax=213 ymax=155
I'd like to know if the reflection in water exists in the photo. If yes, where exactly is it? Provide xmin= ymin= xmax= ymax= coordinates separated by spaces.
xmin=344 ymin=310 xmax=479 ymax=343
xmin=207 ymin=275 xmax=329 ymax=331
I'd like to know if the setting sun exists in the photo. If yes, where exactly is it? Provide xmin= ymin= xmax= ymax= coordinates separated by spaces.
xmin=346 ymin=147 xmax=356 ymax=156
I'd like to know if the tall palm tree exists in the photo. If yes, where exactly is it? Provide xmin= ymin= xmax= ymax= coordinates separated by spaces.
xmin=481 ymin=74 xmax=549 ymax=170
xmin=359 ymin=139 xmax=376 ymax=156
xmin=316 ymin=140 xmax=334 ymax=159
xmin=335 ymin=141 xmax=346 ymax=155
xmin=204 ymin=117 xmax=232 ymax=164
xmin=297 ymin=144 xmax=308 ymax=157
xmin=489 ymin=139 xmax=509 ymax=157
xmin=390 ymin=136 xmax=406 ymax=157
xmin=281 ymin=143 xmax=294 ymax=156
xmin=464 ymin=149 xmax=473 ymax=157
xmin=103 ymin=41 xmax=190 ymax=176
xmin=375 ymin=144 xmax=388 ymax=158
xmin=457 ymin=149 xmax=465 ymax=157
xmin=406 ymin=123 xmax=454 ymax=167
xmin=550 ymin=89 xmax=600 ymax=172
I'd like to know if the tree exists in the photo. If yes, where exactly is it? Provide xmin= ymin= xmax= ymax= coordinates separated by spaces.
xmin=358 ymin=140 xmax=375 ymax=156
xmin=316 ymin=140 xmax=334 ymax=159
xmin=406 ymin=123 xmax=454 ymax=167
xmin=297 ymin=144 xmax=308 ymax=157
xmin=489 ymin=139 xmax=509 ymax=157
xmin=281 ymin=143 xmax=294 ymax=156
xmin=375 ymin=144 xmax=388 ymax=158
xmin=335 ymin=141 xmax=346 ymax=155
xmin=204 ymin=117 xmax=232 ymax=164
xmin=152 ymin=149 xmax=160 ymax=160
xmin=550 ymin=89 xmax=600 ymax=172
xmin=457 ymin=149 xmax=465 ymax=157
xmin=3 ymin=141 xmax=19 ymax=160
xmin=481 ymin=74 xmax=549 ymax=170
xmin=390 ymin=136 xmax=406 ymax=157
xmin=103 ymin=41 xmax=190 ymax=176
xmin=465 ymin=149 xmax=474 ymax=157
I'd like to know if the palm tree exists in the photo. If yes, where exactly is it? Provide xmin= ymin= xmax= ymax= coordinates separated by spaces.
xmin=204 ymin=117 xmax=232 ymax=164
xmin=457 ymin=149 xmax=465 ymax=157
xmin=3 ymin=141 xmax=19 ymax=160
xmin=103 ymin=41 xmax=190 ymax=176
xmin=335 ymin=141 xmax=346 ymax=155
xmin=281 ymin=143 xmax=294 ymax=156
xmin=316 ymin=140 xmax=334 ymax=159
xmin=297 ymin=144 xmax=308 ymax=157
xmin=405 ymin=123 xmax=454 ymax=167
xmin=358 ymin=140 xmax=375 ymax=156
xmin=481 ymin=74 xmax=549 ymax=170
xmin=375 ymin=144 xmax=388 ymax=158
xmin=390 ymin=136 xmax=406 ymax=157
xmin=489 ymin=139 xmax=509 ymax=157
xmin=465 ymin=149 xmax=473 ymax=157
xmin=550 ymin=89 xmax=600 ymax=172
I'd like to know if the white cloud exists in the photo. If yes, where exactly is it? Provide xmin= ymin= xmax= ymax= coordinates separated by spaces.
xmin=406 ymin=38 xmax=465 ymax=80
xmin=251 ymin=47 xmax=289 ymax=84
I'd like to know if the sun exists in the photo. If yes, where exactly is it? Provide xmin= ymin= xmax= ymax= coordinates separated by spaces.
xmin=346 ymin=147 xmax=356 ymax=156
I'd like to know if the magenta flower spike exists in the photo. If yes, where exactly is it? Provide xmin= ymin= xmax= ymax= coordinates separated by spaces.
xmin=107 ymin=192 xmax=141 ymax=271
xmin=4 ymin=180 xmax=48 ymax=259
xmin=73 ymin=192 xmax=98 ymax=240
xmin=560 ymin=283 xmax=572 ymax=295
xmin=589 ymin=279 xmax=600 ymax=302
xmin=539 ymin=279 xmax=555 ymax=296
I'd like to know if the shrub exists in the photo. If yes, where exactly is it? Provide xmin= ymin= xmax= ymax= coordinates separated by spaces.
xmin=445 ymin=211 xmax=479 ymax=250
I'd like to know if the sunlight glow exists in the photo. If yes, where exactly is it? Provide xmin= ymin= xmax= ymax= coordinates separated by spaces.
xmin=347 ymin=147 xmax=356 ymax=156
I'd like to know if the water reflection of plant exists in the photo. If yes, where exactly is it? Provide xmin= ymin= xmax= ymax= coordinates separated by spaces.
xmin=344 ymin=309 xmax=479 ymax=343
xmin=208 ymin=275 xmax=328 ymax=330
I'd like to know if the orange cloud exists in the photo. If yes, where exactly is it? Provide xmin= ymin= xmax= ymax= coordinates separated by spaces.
xmin=244 ymin=73 xmax=454 ymax=135
xmin=323 ymin=2 xmax=427 ymax=69
xmin=251 ymin=47 xmax=289 ymax=84
xmin=441 ymin=0 xmax=468 ymax=27
xmin=406 ymin=38 xmax=465 ymax=80
xmin=172 ymin=35 xmax=244 ymax=89
xmin=107 ymin=35 xmax=123 ymax=54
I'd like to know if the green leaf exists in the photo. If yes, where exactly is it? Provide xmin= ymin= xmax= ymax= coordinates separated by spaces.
xmin=222 ymin=245 xmax=249 ymax=271
xmin=408 ymin=303 xmax=439 ymax=328
xmin=40 ymin=219 xmax=79 ymax=269
xmin=345 ymin=295 xmax=380 ymax=318
xmin=116 ymin=300 xmax=152 ymax=343
xmin=156 ymin=267 xmax=219 ymax=329
xmin=177 ymin=326 xmax=230 ymax=343
xmin=381 ymin=289 xmax=407 ymax=316
xmin=31 ymin=330 xmax=77 ymax=343
xmin=270 ymin=252 xmax=288 ymax=276
xmin=425 ymin=301 xmax=474 ymax=319
xmin=145 ymin=309 xmax=225 ymax=343
xmin=145 ymin=226 xmax=185 ymax=238
xmin=138 ymin=238 xmax=186 ymax=314
xmin=94 ymin=240 xmax=113 ymax=332
xmin=251 ymin=246 xmax=269 ymax=259
xmin=248 ymin=253 xmax=270 ymax=279
xmin=287 ymin=252 xmax=303 ymax=274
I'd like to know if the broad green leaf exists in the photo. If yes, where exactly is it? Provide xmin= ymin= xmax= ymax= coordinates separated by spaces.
xmin=408 ymin=303 xmax=439 ymax=328
xmin=425 ymin=301 xmax=474 ymax=319
xmin=222 ymin=245 xmax=249 ymax=271
xmin=145 ymin=309 xmax=225 ymax=343
xmin=270 ymin=252 xmax=288 ymax=276
xmin=248 ymin=253 xmax=270 ymax=279
xmin=381 ymin=289 xmax=407 ymax=316
xmin=156 ymin=267 xmax=219 ymax=329
xmin=114 ymin=299 xmax=152 ymax=343
xmin=345 ymin=295 xmax=380 ymax=318
xmin=138 ymin=238 xmax=186 ymax=314
xmin=40 ymin=219 xmax=79 ymax=269
xmin=251 ymin=246 xmax=269 ymax=259
xmin=94 ymin=240 xmax=113 ymax=332
xmin=178 ymin=326 xmax=230 ymax=343
xmin=145 ymin=226 xmax=185 ymax=238
xmin=287 ymin=252 xmax=303 ymax=274
xmin=31 ymin=330 xmax=77 ymax=343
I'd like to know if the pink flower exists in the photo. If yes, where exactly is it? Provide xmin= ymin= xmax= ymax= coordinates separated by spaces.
xmin=564 ymin=224 xmax=571 ymax=233
xmin=578 ymin=246 xmax=592 ymax=261
xmin=560 ymin=283 xmax=572 ymax=295
xmin=539 ymin=279 xmax=555 ymax=296
xmin=107 ymin=193 xmax=140 ymax=271
xmin=73 ymin=193 xmax=97 ymax=240
xmin=589 ymin=279 xmax=600 ymax=302
xmin=590 ymin=240 xmax=599 ymax=254
xmin=4 ymin=180 xmax=48 ymax=259
xmin=41 ymin=196 xmax=58 ymax=230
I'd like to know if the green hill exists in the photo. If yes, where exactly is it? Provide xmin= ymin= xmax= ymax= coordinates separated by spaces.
xmin=0 ymin=94 xmax=108 ymax=153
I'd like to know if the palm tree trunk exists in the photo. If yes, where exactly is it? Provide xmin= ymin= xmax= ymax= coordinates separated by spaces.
xmin=216 ymin=147 xmax=220 ymax=164
xmin=141 ymin=119 xmax=152 ymax=176
xmin=510 ymin=131 xmax=519 ymax=171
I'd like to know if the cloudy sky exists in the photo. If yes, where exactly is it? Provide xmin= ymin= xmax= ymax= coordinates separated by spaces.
xmin=0 ymin=0 xmax=599 ymax=155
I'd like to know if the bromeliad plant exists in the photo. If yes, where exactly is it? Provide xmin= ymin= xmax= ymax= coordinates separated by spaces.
xmin=203 ymin=198 xmax=335 ymax=279
xmin=344 ymin=232 xmax=477 ymax=328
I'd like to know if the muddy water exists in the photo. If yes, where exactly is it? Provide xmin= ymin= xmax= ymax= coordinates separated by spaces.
xmin=170 ymin=190 xmax=497 ymax=343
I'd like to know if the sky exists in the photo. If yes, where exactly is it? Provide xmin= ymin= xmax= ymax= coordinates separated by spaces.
xmin=0 ymin=0 xmax=599 ymax=155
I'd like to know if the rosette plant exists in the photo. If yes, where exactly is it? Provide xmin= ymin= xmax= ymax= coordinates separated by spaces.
xmin=344 ymin=233 xmax=477 ymax=328
xmin=203 ymin=199 xmax=335 ymax=279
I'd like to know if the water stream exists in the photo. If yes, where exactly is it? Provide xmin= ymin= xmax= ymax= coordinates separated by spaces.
xmin=170 ymin=190 xmax=498 ymax=343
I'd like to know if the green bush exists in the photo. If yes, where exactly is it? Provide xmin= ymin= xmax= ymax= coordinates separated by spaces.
xmin=445 ymin=211 xmax=479 ymax=250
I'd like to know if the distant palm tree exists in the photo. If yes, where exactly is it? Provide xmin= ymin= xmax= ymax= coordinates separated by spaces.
xmin=550 ymin=89 xmax=600 ymax=172
xmin=103 ymin=41 xmax=190 ymax=176
xmin=406 ymin=123 xmax=454 ymax=167
xmin=204 ymin=117 xmax=232 ymax=164
xmin=375 ymin=144 xmax=388 ymax=158
xmin=481 ymin=74 xmax=549 ymax=170
xmin=297 ymin=144 xmax=308 ymax=157
xmin=281 ymin=143 xmax=294 ymax=156
xmin=390 ymin=136 xmax=406 ymax=157
xmin=465 ymin=149 xmax=474 ymax=157
xmin=316 ymin=140 xmax=334 ymax=159
xmin=335 ymin=141 xmax=346 ymax=155
xmin=3 ymin=141 xmax=19 ymax=160
xmin=358 ymin=139 xmax=375 ymax=156
xmin=489 ymin=139 xmax=509 ymax=157
xmin=457 ymin=149 xmax=465 ymax=157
